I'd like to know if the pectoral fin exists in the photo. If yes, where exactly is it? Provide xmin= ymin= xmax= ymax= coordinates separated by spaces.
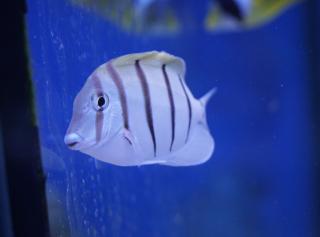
xmin=123 ymin=129 xmax=139 ymax=150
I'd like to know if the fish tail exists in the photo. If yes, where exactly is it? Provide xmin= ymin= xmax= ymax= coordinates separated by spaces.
xmin=199 ymin=87 xmax=217 ymax=128
xmin=200 ymin=87 xmax=217 ymax=107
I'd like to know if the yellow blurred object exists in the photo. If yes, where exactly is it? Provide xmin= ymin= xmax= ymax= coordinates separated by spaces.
xmin=70 ymin=0 xmax=180 ymax=35
xmin=205 ymin=0 xmax=303 ymax=32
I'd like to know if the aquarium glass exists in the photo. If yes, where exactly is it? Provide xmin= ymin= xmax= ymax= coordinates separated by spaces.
xmin=26 ymin=0 xmax=317 ymax=236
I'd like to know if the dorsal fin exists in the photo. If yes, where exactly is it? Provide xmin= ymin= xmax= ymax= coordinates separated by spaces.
xmin=111 ymin=51 xmax=186 ymax=79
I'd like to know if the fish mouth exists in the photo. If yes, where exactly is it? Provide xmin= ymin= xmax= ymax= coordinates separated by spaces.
xmin=66 ymin=140 xmax=96 ymax=151
xmin=66 ymin=141 xmax=79 ymax=148
xmin=64 ymin=133 xmax=89 ymax=150
xmin=65 ymin=139 xmax=99 ymax=152
xmin=66 ymin=142 xmax=79 ymax=150
xmin=64 ymin=129 xmax=111 ymax=151
xmin=66 ymin=141 xmax=82 ymax=150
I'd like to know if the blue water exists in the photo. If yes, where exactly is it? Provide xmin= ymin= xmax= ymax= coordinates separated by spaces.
xmin=26 ymin=1 xmax=315 ymax=236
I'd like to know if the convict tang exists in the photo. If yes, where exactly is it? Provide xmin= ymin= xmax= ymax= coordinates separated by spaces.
xmin=64 ymin=51 xmax=215 ymax=166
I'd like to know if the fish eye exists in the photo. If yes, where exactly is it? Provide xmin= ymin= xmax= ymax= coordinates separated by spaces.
xmin=92 ymin=93 xmax=109 ymax=111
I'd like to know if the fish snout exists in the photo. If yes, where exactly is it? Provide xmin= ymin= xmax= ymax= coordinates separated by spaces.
xmin=64 ymin=133 xmax=82 ymax=149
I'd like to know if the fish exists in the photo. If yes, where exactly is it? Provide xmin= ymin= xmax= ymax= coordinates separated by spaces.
xmin=64 ymin=51 xmax=215 ymax=166
xmin=205 ymin=0 xmax=302 ymax=32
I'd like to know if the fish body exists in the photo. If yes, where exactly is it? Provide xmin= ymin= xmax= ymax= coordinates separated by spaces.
xmin=205 ymin=0 xmax=302 ymax=32
xmin=64 ymin=51 xmax=215 ymax=166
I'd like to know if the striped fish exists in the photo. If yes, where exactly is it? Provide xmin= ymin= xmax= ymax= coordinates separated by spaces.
xmin=64 ymin=51 xmax=215 ymax=166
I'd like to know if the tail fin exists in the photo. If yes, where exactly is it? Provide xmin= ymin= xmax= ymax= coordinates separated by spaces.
xmin=200 ymin=88 xmax=217 ymax=107
xmin=199 ymin=88 xmax=217 ymax=128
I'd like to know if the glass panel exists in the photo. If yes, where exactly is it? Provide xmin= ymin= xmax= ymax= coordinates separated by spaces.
xmin=26 ymin=1 xmax=317 ymax=236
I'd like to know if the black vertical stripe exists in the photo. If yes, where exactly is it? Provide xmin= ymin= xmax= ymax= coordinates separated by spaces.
xmin=178 ymin=75 xmax=192 ymax=143
xmin=95 ymin=112 xmax=104 ymax=142
xmin=106 ymin=62 xmax=129 ymax=130
xmin=162 ymin=64 xmax=175 ymax=151
xmin=92 ymin=75 xmax=104 ymax=142
xmin=135 ymin=60 xmax=157 ymax=156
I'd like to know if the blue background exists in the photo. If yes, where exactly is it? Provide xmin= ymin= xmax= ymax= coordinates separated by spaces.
xmin=26 ymin=0 xmax=318 ymax=236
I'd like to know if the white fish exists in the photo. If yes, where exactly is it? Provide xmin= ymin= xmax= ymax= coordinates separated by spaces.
xmin=64 ymin=51 xmax=215 ymax=166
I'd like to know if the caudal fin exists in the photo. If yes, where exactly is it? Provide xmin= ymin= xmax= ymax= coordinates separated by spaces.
xmin=199 ymin=88 xmax=217 ymax=128
xmin=200 ymin=88 xmax=217 ymax=107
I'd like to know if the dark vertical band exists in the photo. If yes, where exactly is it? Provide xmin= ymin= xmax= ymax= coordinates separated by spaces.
xmin=106 ymin=62 xmax=129 ymax=130
xmin=95 ymin=112 xmax=104 ymax=142
xmin=135 ymin=60 xmax=157 ymax=156
xmin=162 ymin=64 xmax=175 ymax=151
xmin=92 ymin=75 xmax=104 ymax=142
xmin=178 ymin=75 xmax=192 ymax=143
